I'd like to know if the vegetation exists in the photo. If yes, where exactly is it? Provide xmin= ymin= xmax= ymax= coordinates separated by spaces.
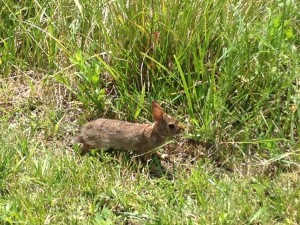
xmin=1 ymin=0 xmax=299 ymax=224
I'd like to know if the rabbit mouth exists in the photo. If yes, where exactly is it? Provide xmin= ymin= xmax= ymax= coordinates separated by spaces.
xmin=177 ymin=123 xmax=185 ymax=133
xmin=172 ymin=127 xmax=184 ymax=136
xmin=176 ymin=129 xmax=184 ymax=135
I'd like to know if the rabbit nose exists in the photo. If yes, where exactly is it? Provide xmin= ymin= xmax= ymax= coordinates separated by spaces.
xmin=178 ymin=123 xmax=185 ymax=131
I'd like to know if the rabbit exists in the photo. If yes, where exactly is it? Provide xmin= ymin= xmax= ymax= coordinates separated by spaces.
xmin=73 ymin=101 xmax=184 ymax=158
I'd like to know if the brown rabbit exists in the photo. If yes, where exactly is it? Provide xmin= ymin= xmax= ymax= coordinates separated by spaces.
xmin=73 ymin=101 xmax=184 ymax=157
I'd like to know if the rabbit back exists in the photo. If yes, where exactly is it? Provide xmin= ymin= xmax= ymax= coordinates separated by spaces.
xmin=75 ymin=118 xmax=166 ymax=153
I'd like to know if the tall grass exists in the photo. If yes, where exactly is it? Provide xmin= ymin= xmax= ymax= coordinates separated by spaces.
xmin=2 ymin=0 xmax=299 ymax=151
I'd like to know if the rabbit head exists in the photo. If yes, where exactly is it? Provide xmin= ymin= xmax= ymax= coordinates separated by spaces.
xmin=152 ymin=101 xmax=184 ymax=137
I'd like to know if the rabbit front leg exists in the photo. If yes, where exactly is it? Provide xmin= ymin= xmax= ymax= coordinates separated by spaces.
xmin=141 ymin=150 xmax=168 ymax=162
xmin=155 ymin=151 xmax=169 ymax=160
xmin=142 ymin=152 xmax=153 ymax=161
xmin=80 ymin=143 xmax=91 ymax=155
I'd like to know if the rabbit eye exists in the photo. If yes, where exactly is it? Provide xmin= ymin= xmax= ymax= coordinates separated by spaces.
xmin=168 ymin=124 xmax=175 ymax=129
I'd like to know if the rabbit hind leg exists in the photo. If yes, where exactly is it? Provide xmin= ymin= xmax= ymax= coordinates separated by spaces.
xmin=80 ymin=143 xmax=91 ymax=155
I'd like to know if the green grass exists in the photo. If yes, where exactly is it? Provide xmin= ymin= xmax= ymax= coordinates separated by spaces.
xmin=1 ymin=123 xmax=299 ymax=224
xmin=1 ymin=0 xmax=300 ymax=224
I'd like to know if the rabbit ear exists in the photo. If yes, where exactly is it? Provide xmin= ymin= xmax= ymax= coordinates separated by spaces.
xmin=152 ymin=101 xmax=163 ymax=121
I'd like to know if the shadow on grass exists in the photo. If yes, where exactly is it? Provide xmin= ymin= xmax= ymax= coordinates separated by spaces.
xmin=73 ymin=145 xmax=177 ymax=179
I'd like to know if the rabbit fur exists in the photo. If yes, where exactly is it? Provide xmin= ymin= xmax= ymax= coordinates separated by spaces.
xmin=73 ymin=101 xmax=184 ymax=156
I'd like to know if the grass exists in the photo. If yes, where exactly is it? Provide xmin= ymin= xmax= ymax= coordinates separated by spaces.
xmin=1 ymin=0 xmax=300 ymax=224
